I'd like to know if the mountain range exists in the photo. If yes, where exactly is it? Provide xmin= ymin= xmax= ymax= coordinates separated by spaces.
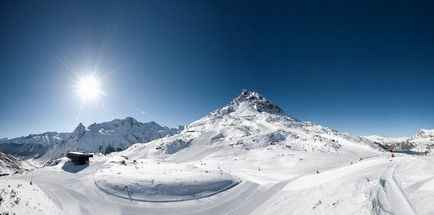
xmin=366 ymin=129 xmax=434 ymax=154
xmin=0 ymin=117 xmax=183 ymax=160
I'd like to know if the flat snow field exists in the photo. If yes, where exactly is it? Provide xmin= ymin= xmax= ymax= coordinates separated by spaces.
xmin=2 ymin=151 xmax=434 ymax=215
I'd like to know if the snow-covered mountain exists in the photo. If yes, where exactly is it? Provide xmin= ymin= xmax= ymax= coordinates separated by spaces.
xmin=42 ymin=117 xmax=183 ymax=160
xmin=0 ymin=132 xmax=70 ymax=158
xmin=409 ymin=129 xmax=434 ymax=152
xmin=366 ymin=129 xmax=434 ymax=154
xmin=364 ymin=135 xmax=408 ymax=145
xmin=124 ymin=90 xmax=382 ymax=160
xmin=0 ymin=152 xmax=22 ymax=176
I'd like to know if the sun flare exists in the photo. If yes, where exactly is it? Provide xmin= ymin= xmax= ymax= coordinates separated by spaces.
xmin=75 ymin=73 xmax=104 ymax=103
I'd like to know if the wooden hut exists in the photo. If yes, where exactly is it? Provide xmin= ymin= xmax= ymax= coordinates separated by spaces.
xmin=66 ymin=152 xmax=93 ymax=165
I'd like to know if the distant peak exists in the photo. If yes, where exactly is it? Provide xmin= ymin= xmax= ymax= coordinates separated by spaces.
xmin=75 ymin=123 xmax=85 ymax=130
xmin=212 ymin=90 xmax=285 ymax=116
xmin=234 ymin=89 xmax=285 ymax=115
xmin=147 ymin=120 xmax=158 ymax=125
xmin=416 ymin=129 xmax=434 ymax=137
xmin=71 ymin=122 xmax=86 ymax=139
xmin=125 ymin=116 xmax=137 ymax=121
xmin=106 ymin=117 xmax=138 ymax=127
xmin=235 ymin=89 xmax=264 ymax=102
xmin=125 ymin=116 xmax=139 ymax=124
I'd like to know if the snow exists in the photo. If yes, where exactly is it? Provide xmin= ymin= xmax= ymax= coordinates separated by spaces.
xmin=284 ymin=156 xmax=385 ymax=190
xmin=3 ymin=144 xmax=434 ymax=214
xmin=0 ymin=152 xmax=22 ymax=175
xmin=0 ymin=179 xmax=61 ymax=215
xmin=94 ymin=159 xmax=241 ymax=202
xmin=245 ymin=154 xmax=427 ymax=215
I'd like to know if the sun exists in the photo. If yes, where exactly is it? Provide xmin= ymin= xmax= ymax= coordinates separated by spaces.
xmin=75 ymin=73 xmax=104 ymax=103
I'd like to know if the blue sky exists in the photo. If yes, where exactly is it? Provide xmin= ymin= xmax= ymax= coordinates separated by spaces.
xmin=1 ymin=0 xmax=434 ymax=138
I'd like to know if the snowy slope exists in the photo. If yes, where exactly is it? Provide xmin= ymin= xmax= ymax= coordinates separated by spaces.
xmin=0 ymin=179 xmax=61 ymax=215
xmin=123 ymin=90 xmax=381 ymax=161
xmin=7 ymin=147 xmax=434 ymax=215
xmin=42 ymin=117 xmax=183 ymax=160
xmin=0 ymin=152 xmax=22 ymax=175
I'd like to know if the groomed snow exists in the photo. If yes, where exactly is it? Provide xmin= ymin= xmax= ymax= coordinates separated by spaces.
xmin=94 ymin=159 xmax=241 ymax=202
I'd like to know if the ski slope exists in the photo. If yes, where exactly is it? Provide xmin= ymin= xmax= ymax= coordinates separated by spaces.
xmin=2 ymin=152 xmax=434 ymax=214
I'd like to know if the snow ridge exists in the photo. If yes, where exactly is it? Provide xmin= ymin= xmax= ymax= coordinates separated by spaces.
xmin=0 ymin=152 xmax=22 ymax=175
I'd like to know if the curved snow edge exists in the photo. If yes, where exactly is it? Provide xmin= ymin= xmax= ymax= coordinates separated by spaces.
xmin=94 ymin=174 xmax=242 ymax=202
xmin=94 ymin=173 xmax=242 ymax=203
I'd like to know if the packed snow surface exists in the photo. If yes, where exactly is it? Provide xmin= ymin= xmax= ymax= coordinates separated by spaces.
xmin=95 ymin=159 xmax=240 ymax=202
xmin=3 ymin=150 xmax=434 ymax=214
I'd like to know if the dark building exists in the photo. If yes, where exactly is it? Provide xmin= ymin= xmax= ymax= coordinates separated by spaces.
xmin=66 ymin=152 xmax=93 ymax=165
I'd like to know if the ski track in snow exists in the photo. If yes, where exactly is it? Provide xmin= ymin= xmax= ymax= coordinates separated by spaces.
xmin=375 ymin=161 xmax=416 ymax=215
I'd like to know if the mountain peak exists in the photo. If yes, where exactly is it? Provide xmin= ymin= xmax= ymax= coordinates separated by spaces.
xmin=231 ymin=89 xmax=285 ymax=115
xmin=234 ymin=89 xmax=263 ymax=102
xmin=124 ymin=116 xmax=138 ymax=122
xmin=71 ymin=123 xmax=86 ymax=139
xmin=416 ymin=129 xmax=434 ymax=137
xmin=209 ymin=90 xmax=285 ymax=117
xmin=75 ymin=123 xmax=85 ymax=131
xmin=124 ymin=117 xmax=140 ymax=127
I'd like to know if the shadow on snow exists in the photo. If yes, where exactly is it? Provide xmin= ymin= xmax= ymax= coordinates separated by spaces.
xmin=61 ymin=161 xmax=89 ymax=173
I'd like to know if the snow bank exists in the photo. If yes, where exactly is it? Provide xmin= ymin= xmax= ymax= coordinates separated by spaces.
xmin=94 ymin=159 xmax=241 ymax=202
